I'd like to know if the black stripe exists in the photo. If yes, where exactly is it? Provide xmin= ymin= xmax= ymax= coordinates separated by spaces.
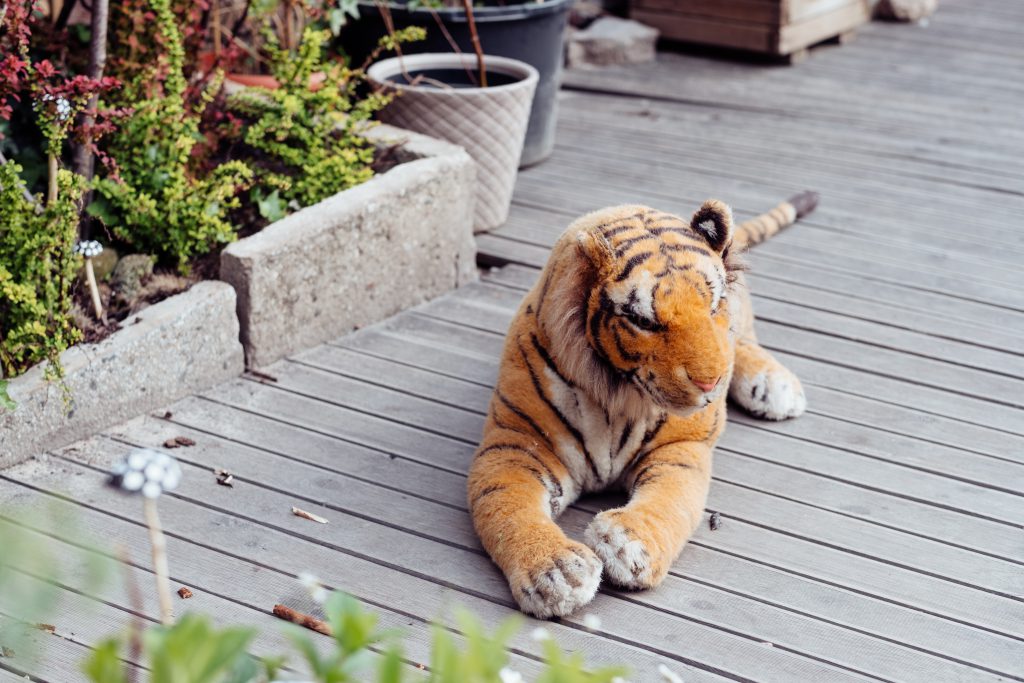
xmin=496 ymin=389 xmax=554 ymax=451
xmin=632 ymin=461 xmax=694 ymax=492
xmin=612 ymin=324 xmax=642 ymax=363
xmin=518 ymin=341 xmax=602 ymax=483
xmin=662 ymin=242 xmax=712 ymax=257
xmin=613 ymin=235 xmax=656 ymax=256
xmin=470 ymin=484 xmax=507 ymax=507
xmin=476 ymin=442 xmax=564 ymax=500
xmin=641 ymin=412 xmax=668 ymax=448
xmin=615 ymin=251 xmax=653 ymax=282
xmin=617 ymin=420 xmax=634 ymax=455
xmin=534 ymin=269 xmax=554 ymax=322
xmin=531 ymin=334 xmax=574 ymax=388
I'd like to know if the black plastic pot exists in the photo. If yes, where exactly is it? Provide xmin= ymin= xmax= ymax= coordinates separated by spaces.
xmin=343 ymin=0 xmax=572 ymax=167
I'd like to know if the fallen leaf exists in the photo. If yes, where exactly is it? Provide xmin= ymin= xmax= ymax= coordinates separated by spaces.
xmin=34 ymin=624 xmax=55 ymax=634
xmin=214 ymin=469 xmax=234 ymax=487
xmin=177 ymin=587 xmax=193 ymax=599
xmin=164 ymin=436 xmax=196 ymax=448
xmin=709 ymin=511 xmax=722 ymax=531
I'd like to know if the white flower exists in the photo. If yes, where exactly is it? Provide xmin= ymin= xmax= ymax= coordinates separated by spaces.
xmin=109 ymin=448 xmax=181 ymax=499
xmin=582 ymin=613 xmax=601 ymax=630
xmin=659 ymin=663 xmax=684 ymax=683
xmin=499 ymin=667 xmax=524 ymax=683
xmin=298 ymin=571 xmax=328 ymax=604
xmin=74 ymin=240 xmax=104 ymax=258
xmin=530 ymin=627 xmax=551 ymax=642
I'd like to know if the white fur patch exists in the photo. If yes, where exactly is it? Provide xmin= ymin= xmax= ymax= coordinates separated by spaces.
xmin=585 ymin=512 xmax=653 ymax=588
xmin=510 ymin=546 xmax=602 ymax=618
xmin=730 ymin=369 xmax=806 ymax=420
xmin=608 ymin=270 xmax=657 ymax=321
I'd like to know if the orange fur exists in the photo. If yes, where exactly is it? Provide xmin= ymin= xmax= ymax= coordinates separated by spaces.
xmin=468 ymin=196 xmax=814 ymax=617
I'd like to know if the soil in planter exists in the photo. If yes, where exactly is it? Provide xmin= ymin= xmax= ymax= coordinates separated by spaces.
xmin=386 ymin=69 xmax=521 ymax=89
xmin=72 ymin=267 xmax=196 ymax=344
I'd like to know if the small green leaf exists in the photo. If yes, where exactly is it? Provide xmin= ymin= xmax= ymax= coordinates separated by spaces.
xmin=81 ymin=638 xmax=127 ymax=683
xmin=0 ymin=380 xmax=15 ymax=411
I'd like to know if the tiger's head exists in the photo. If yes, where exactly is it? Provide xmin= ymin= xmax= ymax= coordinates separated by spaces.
xmin=570 ymin=200 xmax=741 ymax=416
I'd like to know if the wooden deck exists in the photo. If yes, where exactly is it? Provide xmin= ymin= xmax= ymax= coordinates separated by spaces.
xmin=3 ymin=1 xmax=1024 ymax=680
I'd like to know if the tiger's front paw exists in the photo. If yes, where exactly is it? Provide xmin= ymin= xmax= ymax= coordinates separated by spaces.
xmin=585 ymin=511 xmax=667 ymax=590
xmin=508 ymin=542 xmax=602 ymax=618
xmin=731 ymin=367 xmax=806 ymax=421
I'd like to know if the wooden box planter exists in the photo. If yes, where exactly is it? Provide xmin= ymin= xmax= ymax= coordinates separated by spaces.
xmin=630 ymin=0 xmax=870 ymax=62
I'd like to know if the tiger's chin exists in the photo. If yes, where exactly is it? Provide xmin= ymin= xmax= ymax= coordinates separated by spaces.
xmin=635 ymin=384 xmax=715 ymax=417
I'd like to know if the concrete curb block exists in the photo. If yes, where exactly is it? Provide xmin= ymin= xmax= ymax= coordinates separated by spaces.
xmin=1 ymin=281 xmax=244 ymax=469
xmin=221 ymin=123 xmax=478 ymax=369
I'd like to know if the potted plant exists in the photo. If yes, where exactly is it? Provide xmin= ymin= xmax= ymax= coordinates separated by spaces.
xmin=346 ymin=0 xmax=572 ymax=168
xmin=367 ymin=5 xmax=539 ymax=232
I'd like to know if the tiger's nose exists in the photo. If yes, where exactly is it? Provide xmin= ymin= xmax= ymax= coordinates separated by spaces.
xmin=692 ymin=377 xmax=721 ymax=393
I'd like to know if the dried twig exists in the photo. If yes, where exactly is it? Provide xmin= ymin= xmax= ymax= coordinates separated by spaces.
xmin=428 ymin=8 xmax=476 ymax=86
xmin=291 ymin=506 xmax=328 ymax=524
xmin=461 ymin=0 xmax=486 ymax=87
xmin=71 ymin=0 xmax=108 ymax=212
xmin=272 ymin=604 xmax=332 ymax=636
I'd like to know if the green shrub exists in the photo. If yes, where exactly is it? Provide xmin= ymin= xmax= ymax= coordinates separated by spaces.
xmin=227 ymin=26 xmax=423 ymax=213
xmin=0 ymin=161 xmax=82 ymax=383
xmin=90 ymin=0 xmax=253 ymax=272
xmin=80 ymin=593 xmax=630 ymax=683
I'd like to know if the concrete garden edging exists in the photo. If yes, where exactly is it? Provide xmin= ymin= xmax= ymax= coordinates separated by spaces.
xmin=0 ymin=281 xmax=244 ymax=469
xmin=220 ymin=123 xmax=477 ymax=369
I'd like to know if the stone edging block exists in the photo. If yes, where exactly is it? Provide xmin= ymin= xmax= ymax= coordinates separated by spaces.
xmin=1 ymin=281 xmax=244 ymax=469
xmin=220 ymin=123 xmax=477 ymax=369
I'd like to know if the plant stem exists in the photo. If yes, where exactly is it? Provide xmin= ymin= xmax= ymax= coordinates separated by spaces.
xmin=47 ymin=152 xmax=58 ymax=206
xmin=462 ymin=0 xmax=486 ymax=88
xmin=116 ymin=545 xmax=144 ymax=683
xmin=84 ymin=258 xmax=104 ymax=320
xmin=71 ymin=0 xmax=109 ymax=212
xmin=144 ymin=498 xmax=174 ymax=625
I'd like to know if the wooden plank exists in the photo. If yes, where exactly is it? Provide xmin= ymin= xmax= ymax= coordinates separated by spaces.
xmin=214 ymin=348 xmax=1024 ymax=614
xmin=298 ymin=314 xmax=1024 ymax=535
xmin=0 ymin=612 xmax=129 ymax=683
xmin=197 ymin=374 xmax=1024 ymax=634
xmin=511 ymin=164 xmax=1024 ymax=296
xmin=77 ymin=421 xmax=1024 ymax=679
xmin=436 ymin=282 xmax=1024 ymax=411
xmin=38 ymin=438 xmax=866 ymax=683
xmin=0 ymin=473 xmax=547 ymax=683
xmin=284 ymin=331 xmax=1024 ymax=562
xmin=104 ymin=410 xmax=1024 ymax=677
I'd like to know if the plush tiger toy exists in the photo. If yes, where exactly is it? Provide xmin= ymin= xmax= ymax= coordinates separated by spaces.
xmin=468 ymin=192 xmax=818 ymax=618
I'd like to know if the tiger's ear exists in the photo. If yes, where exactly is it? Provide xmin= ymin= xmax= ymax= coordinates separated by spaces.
xmin=575 ymin=228 xmax=615 ymax=274
xmin=690 ymin=199 xmax=733 ymax=253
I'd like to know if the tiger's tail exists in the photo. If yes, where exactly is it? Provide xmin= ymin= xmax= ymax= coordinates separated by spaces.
xmin=733 ymin=191 xmax=819 ymax=249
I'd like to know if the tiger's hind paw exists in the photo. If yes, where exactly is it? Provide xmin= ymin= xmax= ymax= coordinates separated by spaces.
xmin=509 ymin=542 xmax=602 ymax=618
xmin=731 ymin=368 xmax=806 ymax=421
